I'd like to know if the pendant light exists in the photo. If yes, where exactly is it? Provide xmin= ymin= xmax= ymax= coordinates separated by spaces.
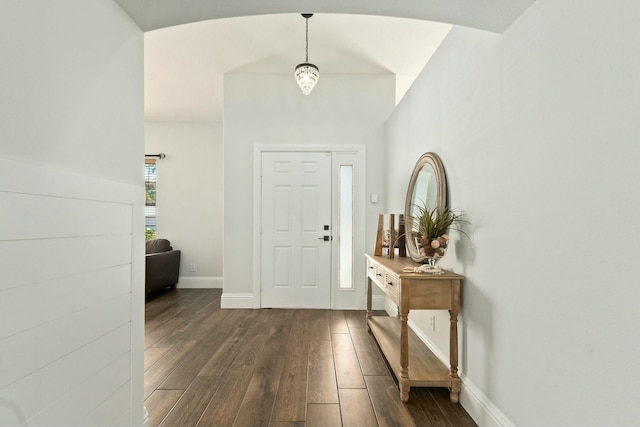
xmin=294 ymin=13 xmax=319 ymax=95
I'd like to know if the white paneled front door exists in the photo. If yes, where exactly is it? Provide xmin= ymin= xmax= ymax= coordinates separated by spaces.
xmin=261 ymin=151 xmax=332 ymax=308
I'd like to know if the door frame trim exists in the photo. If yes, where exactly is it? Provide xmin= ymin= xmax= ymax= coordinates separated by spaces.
xmin=253 ymin=144 xmax=367 ymax=309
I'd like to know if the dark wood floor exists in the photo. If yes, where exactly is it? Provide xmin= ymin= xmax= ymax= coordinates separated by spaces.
xmin=144 ymin=289 xmax=477 ymax=427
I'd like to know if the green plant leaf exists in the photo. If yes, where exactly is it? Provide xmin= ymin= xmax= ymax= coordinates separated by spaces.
xmin=411 ymin=202 xmax=469 ymax=240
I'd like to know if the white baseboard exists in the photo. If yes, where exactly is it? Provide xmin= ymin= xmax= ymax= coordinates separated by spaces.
xmin=383 ymin=297 xmax=398 ymax=316
xmin=220 ymin=292 xmax=259 ymax=308
xmin=176 ymin=276 xmax=223 ymax=289
xmin=411 ymin=323 xmax=515 ymax=427
xmin=222 ymin=293 xmax=381 ymax=310
xmin=380 ymin=296 xmax=513 ymax=427
xmin=372 ymin=294 xmax=387 ymax=311
xmin=459 ymin=374 xmax=516 ymax=427
xmin=408 ymin=317 xmax=450 ymax=371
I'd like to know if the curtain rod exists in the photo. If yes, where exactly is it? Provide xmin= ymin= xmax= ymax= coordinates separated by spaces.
xmin=145 ymin=153 xmax=166 ymax=159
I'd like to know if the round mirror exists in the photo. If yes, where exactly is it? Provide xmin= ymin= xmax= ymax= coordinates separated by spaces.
xmin=404 ymin=152 xmax=448 ymax=263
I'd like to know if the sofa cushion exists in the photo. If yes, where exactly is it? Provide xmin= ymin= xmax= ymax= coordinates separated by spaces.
xmin=146 ymin=238 xmax=172 ymax=254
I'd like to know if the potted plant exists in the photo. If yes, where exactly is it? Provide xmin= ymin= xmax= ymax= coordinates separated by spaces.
xmin=413 ymin=203 xmax=468 ymax=268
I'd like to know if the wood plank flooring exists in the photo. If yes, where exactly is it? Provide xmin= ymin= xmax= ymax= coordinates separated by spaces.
xmin=145 ymin=289 xmax=477 ymax=427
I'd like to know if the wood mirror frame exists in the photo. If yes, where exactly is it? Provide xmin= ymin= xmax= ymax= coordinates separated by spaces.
xmin=403 ymin=152 xmax=448 ymax=263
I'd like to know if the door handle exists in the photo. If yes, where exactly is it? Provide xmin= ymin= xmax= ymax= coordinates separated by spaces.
xmin=318 ymin=236 xmax=332 ymax=241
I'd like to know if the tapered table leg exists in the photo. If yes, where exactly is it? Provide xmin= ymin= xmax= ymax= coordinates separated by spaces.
xmin=399 ymin=311 xmax=410 ymax=402
xmin=366 ymin=277 xmax=372 ymax=331
xmin=449 ymin=280 xmax=461 ymax=403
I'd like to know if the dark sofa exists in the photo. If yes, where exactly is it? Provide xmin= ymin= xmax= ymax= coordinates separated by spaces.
xmin=145 ymin=238 xmax=181 ymax=297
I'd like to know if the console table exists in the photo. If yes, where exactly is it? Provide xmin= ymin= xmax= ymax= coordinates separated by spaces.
xmin=365 ymin=254 xmax=464 ymax=402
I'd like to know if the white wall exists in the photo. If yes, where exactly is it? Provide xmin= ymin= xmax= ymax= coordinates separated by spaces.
xmin=223 ymin=73 xmax=395 ymax=306
xmin=145 ymin=122 xmax=224 ymax=288
xmin=1 ymin=1 xmax=144 ymax=426
xmin=385 ymin=0 xmax=640 ymax=426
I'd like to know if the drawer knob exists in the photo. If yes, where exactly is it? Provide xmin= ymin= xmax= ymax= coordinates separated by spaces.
xmin=387 ymin=282 xmax=393 ymax=286
xmin=376 ymin=273 xmax=383 ymax=277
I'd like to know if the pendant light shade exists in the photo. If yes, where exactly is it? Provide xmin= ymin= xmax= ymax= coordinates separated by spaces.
xmin=294 ymin=63 xmax=319 ymax=95
xmin=294 ymin=14 xmax=319 ymax=95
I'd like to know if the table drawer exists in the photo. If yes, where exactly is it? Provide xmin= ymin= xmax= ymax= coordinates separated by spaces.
xmin=367 ymin=259 xmax=384 ymax=283
xmin=385 ymin=271 xmax=400 ymax=298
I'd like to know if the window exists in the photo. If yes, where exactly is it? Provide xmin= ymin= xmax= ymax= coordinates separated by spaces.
xmin=339 ymin=165 xmax=353 ymax=289
xmin=145 ymin=159 xmax=157 ymax=240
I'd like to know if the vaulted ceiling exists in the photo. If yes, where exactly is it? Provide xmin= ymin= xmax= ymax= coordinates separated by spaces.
xmin=115 ymin=0 xmax=534 ymax=122
xmin=115 ymin=0 xmax=534 ymax=33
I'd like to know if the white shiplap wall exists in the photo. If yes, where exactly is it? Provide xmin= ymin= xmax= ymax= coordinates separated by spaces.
xmin=0 ymin=157 xmax=142 ymax=427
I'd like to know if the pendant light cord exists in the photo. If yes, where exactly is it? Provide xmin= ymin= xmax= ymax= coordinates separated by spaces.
xmin=305 ymin=16 xmax=309 ymax=62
